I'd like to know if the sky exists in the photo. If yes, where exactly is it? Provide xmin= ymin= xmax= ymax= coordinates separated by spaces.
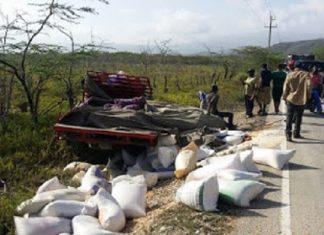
xmin=0 ymin=0 xmax=324 ymax=54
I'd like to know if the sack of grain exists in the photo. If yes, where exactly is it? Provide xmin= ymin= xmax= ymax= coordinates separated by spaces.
xmin=217 ymin=169 xmax=261 ymax=181
xmin=15 ymin=216 xmax=71 ymax=235
xmin=112 ymin=175 xmax=147 ymax=218
xmin=39 ymin=200 xmax=97 ymax=218
xmin=174 ymin=141 xmax=198 ymax=178
xmin=158 ymin=134 xmax=177 ymax=146
xmin=72 ymin=171 xmax=86 ymax=184
xmin=186 ymin=154 xmax=245 ymax=182
xmin=176 ymin=176 xmax=219 ymax=211
xmin=63 ymin=162 xmax=92 ymax=173
xmin=158 ymin=146 xmax=178 ymax=168
xmin=72 ymin=215 xmax=115 ymax=235
xmin=17 ymin=188 xmax=87 ymax=215
xmin=79 ymin=166 xmax=111 ymax=195
xmin=252 ymin=147 xmax=296 ymax=169
xmin=224 ymin=135 xmax=243 ymax=145
xmin=127 ymin=165 xmax=158 ymax=188
xmin=218 ymin=179 xmax=265 ymax=207
xmin=88 ymin=188 xmax=125 ymax=232
xmin=196 ymin=145 xmax=215 ymax=161
xmin=36 ymin=176 xmax=67 ymax=194
xmin=239 ymin=150 xmax=261 ymax=173
xmin=175 ymin=149 xmax=197 ymax=178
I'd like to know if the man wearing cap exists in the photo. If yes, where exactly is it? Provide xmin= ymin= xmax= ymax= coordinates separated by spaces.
xmin=206 ymin=85 xmax=235 ymax=129
xmin=242 ymin=69 xmax=258 ymax=118
xmin=283 ymin=61 xmax=312 ymax=141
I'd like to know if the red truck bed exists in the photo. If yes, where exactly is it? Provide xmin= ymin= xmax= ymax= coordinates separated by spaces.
xmin=54 ymin=71 xmax=158 ymax=148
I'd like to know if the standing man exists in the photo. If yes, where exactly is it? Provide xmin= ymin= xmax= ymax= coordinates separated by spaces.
xmin=206 ymin=85 xmax=235 ymax=129
xmin=271 ymin=64 xmax=287 ymax=114
xmin=283 ymin=61 xmax=312 ymax=141
xmin=242 ymin=69 xmax=257 ymax=118
xmin=257 ymin=63 xmax=272 ymax=115
xmin=310 ymin=67 xmax=323 ymax=114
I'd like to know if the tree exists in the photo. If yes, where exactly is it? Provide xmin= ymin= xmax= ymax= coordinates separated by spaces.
xmin=233 ymin=46 xmax=283 ymax=71
xmin=315 ymin=47 xmax=324 ymax=61
xmin=140 ymin=43 xmax=153 ymax=77
xmin=0 ymin=0 xmax=109 ymax=124
xmin=155 ymin=39 xmax=172 ymax=93
xmin=0 ymin=11 xmax=18 ymax=132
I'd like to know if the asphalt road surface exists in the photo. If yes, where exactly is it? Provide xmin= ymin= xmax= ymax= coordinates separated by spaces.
xmin=231 ymin=105 xmax=324 ymax=235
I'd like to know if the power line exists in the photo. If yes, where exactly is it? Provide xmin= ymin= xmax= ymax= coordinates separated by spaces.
xmin=242 ymin=0 xmax=266 ymax=25
xmin=264 ymin=0 xmax=272 ymax=12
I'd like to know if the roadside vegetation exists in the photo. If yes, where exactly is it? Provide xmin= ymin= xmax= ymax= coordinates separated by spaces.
xmin=0 ymin=1 xmax=301 ymax=234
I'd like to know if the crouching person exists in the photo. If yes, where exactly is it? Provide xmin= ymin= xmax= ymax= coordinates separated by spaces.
xmin=206 ymin=85 xmax=235 ymax=129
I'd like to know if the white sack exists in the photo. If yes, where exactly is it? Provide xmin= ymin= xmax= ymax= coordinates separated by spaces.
xmin=215 ymin=130 xmax=228 ymax=138
xmin=158 ymin=146 xmax=178 ymax=168
xmin=224 ymin=136 xmax=243 ymax=145
xmin=227 ymin=130 xmax=246 ymax=137
xmin=176 ymin=176 xmax=219 ymax=211
xmin=217 ymin=169 xmax=261 ymax=181
xmin=17 ymin=188 xmax=87 ymax=215
xmin=196 ymin=145 xmax=215 ymax=161
xmin=36 ymin=176 xmax=67 ymax=194
xmin=79 ymin=166 xmax=110 ymax=194
xmin=63 ymin=162 xmax=92 ymax=173
xmin=175 ymin=149 xmax=197 ymax=178
xmin=39 ymin=200 xmax=97 ymax=218
xmin=14 ymin=216 xmax=71 ymax=235
xmin=16 ymin=198 xmax=53 ymax=215
xmin=72 ymin=215 xmax=116 ymax=235
xmin=218 ymin=179 xmax=265 ymax=207
xmin=199 ymin=151 xmax=260 ymax=173
xmin=158 ymin=134 xmax=177 ymax=146
xmin=186 ymin=154 xmax=245 ymax=182
xmin=34 ymin=188 xmax=87 ymax=202
xmin=88 ymin=188 xmax=125 ymax=232
xmin=127 ymin=164 xmax=158 ymax=188
xmin=239 ymin=150 xmax=261 ymax=173
xmin=252 ymin=147 xmax=296 ymax=169
xmin=112 ymin=175 xmax=147 ymax=218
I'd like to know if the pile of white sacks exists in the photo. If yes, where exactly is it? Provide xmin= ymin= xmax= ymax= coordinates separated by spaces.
xmin=14 ymin=130 xmax=296 ymax=235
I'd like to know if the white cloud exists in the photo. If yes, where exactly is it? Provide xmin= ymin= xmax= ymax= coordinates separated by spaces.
xmin=119 ymin=8 xmax=136 ymax=14
xmin=151 ymin=9 xmax=212 ymax=44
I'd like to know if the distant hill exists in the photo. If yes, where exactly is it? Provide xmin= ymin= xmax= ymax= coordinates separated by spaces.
xmin=271 ymin=39 xmax=324 ymax=55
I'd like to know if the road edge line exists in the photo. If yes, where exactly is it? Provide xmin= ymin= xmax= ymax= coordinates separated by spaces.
xmin=280 ymin=104 xmax=292 ymax=235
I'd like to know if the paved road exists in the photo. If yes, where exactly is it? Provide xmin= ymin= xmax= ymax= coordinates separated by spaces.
xmin=231 ymin=106 xmax=324 ymax=235
xmin=289 ymin=111 xmax=324 ymax=234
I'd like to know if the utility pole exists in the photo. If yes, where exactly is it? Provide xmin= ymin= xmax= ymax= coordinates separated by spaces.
xmin=265 ymin=12 xmax=277 ymax=48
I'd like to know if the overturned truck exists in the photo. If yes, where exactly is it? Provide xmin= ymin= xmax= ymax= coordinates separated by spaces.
xmin=54 ymin=71 xmax=226 ymax=163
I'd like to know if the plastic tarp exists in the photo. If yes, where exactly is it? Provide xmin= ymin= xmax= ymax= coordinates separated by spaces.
xmin=59 ymin=102 xmax=226 ymax=134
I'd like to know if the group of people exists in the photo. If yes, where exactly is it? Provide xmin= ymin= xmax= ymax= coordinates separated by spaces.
xmin=201 ymin=61 xmax=323 ymax=141
xmin=243 ymin=63 xmax=287 ymax=118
